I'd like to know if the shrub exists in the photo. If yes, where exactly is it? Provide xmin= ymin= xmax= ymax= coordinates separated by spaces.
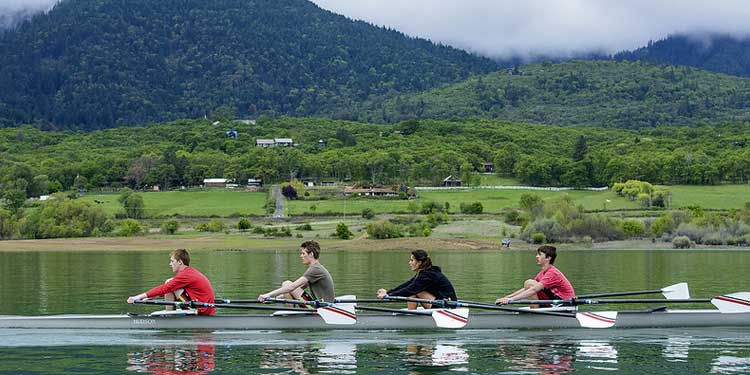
xmin=503 ymin=209 xmax=526 ymax=226
xmin=459 ymin=201 xmax=483 ymax=214
xmin=582 ymin=235 xmax=593 ymax=246
xmin=161 ymin=220 xmax=179 ymax=235
xmin=282 ymin=184 xmax=298 ymax=199
xmin=208 ymin=220 xmax=224 ymax=232
xmin=531 ymin=232 xmax=546 ymax=244
xmin=421 ymin=201 xmax=442 ymax=214
xmin=573 ymin=215 xmax=625 ymax=241
xmin=252 ymin=226 xmax=265 ymax=234
xmin=335 ymin=222 xmax=353 ymax=240
xmin=621 ymin=219 xmax=645 ymax=237
xmin=296 ymin=223 xmax=313 ymax=231
xmin=651 ymin=214 xmax=675 ymax=236
xmin=675 ymin=223 xmax=710 ymax=244
xmin=524 ymin=218 xmax=566 ymax=243
xmin=672 ymin=236 xmax=692 ymax=249
xmin=237 ymin=218 xmax=252 ymax=231
xmin=362 ymin=208 xmax=375 ymax=219
xmin=366 ymin=220 xmax=404 ymax=239
xmin=703 ymin=233 xmax=725 ymax=246
xmin=119 ymin=219 xmax=142 ymax=237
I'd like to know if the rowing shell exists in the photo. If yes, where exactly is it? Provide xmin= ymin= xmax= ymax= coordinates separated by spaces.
xmin=1 ymin=309 xmax=749 ymax=330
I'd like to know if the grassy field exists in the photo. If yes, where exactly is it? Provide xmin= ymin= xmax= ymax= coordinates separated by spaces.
xmin=419 ymin=189 xmax=639 ymax=213
xmin=477 ymin=174 xmax=522 ymax=186
xmin=77 ymin=183 xmax=750 ymax=219
xmin=79 ymin=190 xmax=267 ymax=217
xmin=666 ymin=184 xmax=750 ymax=210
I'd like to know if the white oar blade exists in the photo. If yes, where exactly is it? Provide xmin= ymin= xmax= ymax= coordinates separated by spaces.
xmin=317 ymin=304 xmax=357 ymax=325
xmin=576 ymin=311 xmax=617 ymax=329
xmin=711 ymin=293 xmax=750 ymax=313
xmin=431 ymin=308 xmax=469 ymax=329
xmin=662 ymin=282 xmax=690 ymax=300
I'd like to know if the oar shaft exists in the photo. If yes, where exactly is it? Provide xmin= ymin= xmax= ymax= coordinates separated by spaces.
xmin=356 ymin=306 xmax=432 ymax=316
xmin=508 ymin=298 xmax=712 ymax=305
xmin=335 ymin=298 xmax=390 ymax=304
xmin=134 ymin=299 xmax=310 ymax=312
xmin=263 ymin=297 xmax=331 ymax=308
xmin=578 ymin=289 xmax=662 ymax=298
xmin=214 ymin=299 xmax=263 ymax=304
xmin=384 ymin=296 xmax=450 ymax=307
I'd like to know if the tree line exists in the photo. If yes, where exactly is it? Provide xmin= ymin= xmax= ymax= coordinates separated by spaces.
xmin=2 ymin=117 xmax=750 ymax=205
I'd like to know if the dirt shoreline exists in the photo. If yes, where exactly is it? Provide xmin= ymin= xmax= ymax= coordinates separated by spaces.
xmin=0 ymin=235 xmax=746 ymax=252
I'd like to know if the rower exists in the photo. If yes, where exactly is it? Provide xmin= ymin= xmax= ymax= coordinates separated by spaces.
xmin=258 ymin=240 xmax=335 ymax=305
xmin=495 ymin=245 xmax=575 ymax=307
xmin=377 ymin=249 xmax=457 ymax=310
xmin=126 ymin=248 xmax=216 ymax=315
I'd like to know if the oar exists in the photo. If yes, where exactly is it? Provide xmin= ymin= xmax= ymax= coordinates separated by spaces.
xmin=448 ymin=298 xmax=616 ymax=328
xmin=354 ymin=305 xmax=469 ymax=329
xmin=262 ymin=296 xmax=357 ymax=325
xmin=133 ymin=299 xmax=308 ymax=312
xmin=214 ymin=298 xmax=264 ymax=304
xmin=578 ymin=282 xmax=690 ymax=299
xmin=505 ymin=292 xmax=750 ymax=314
xmin=383 ymin=295 xmax=612 ymax=329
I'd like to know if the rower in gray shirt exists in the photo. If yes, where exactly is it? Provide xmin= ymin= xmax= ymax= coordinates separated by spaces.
xmin=258 ymin=240 xmax=335 ymax=303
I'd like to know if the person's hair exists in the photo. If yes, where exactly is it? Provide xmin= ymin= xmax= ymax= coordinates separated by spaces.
xmin=411 ymin=249 xmax=433 ymax=271
xmin=300 ymin=240 xmax=321 ymax=259
xmin=171 ymin=248 xmax=190 ymax=266
xmin=537 ymin=245 xmax=557 ymax=264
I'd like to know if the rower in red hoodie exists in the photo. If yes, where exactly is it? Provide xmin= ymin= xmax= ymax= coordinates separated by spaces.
xmin=127 ymin=248 xmax=216 ymax=315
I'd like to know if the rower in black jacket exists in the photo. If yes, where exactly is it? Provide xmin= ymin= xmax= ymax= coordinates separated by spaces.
xmin=377 ymin=249 xmax=457 ymax=309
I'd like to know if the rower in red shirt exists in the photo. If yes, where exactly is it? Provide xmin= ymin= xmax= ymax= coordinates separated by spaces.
xmin=127 ymin=248 xmax=216 ymax=315
xmin=495 ymin=245 xmax=575 ymax=306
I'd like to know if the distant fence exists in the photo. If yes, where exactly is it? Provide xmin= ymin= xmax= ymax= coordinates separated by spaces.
xmin=415 ymin=185 xmax=609 ymax=191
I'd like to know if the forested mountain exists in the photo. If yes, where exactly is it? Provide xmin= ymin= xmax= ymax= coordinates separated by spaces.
xmin=615 ymin=34 xmax=750 ymax=78
xmin=346 ymin=60 xmax=750 ymax=128
xmin=0 ymin=0 xmax=497 ymax=130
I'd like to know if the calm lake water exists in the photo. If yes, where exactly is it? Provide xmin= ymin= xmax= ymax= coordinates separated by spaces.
xmin=1 ymin=248 xmax=749 ymax=374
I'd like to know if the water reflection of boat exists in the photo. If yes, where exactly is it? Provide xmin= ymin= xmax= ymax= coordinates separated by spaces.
xmin=576 ymin=341 xmax=618 ymax=371
xmin=405 ymin=343 xmax=469 ymax=369
xmin=3 ymin=309 xmax=749 ymax=330
xmin=496 ymin=344 xmax=574 ymax=375
xmin=711 ymin=356 xmax=750 ymax=374
xmin=126 ymin=338 xmax=215 ymax=374
xmin=662 ymin=336 xmax=691 ymax=362
xmin=258 ymin=342 xmax=356 ymax=375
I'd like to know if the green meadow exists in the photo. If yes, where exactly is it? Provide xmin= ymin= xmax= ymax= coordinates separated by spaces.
xmin=79 ymin=190 xmax=267 ymax=217
xmin=78 ymin=183 xmax=750 ymax=218
xmin=666 ymin=184 xmax=750 ymax=210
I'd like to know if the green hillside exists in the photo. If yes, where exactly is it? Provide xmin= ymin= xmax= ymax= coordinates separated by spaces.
xmin=350 ymin=60 xmax=750 ymax=128
xmin=0 ymin=0 xmax=497 ymax=129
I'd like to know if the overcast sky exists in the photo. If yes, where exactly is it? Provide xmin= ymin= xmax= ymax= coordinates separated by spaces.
xmin=311 ymin=0 xmax=750 ymax=59
xmin=4 ymin=0 xmax=750 ymax=59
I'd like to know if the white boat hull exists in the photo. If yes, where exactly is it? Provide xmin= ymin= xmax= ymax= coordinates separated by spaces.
xmin=1 ymin=310 xmax=748 ymax=330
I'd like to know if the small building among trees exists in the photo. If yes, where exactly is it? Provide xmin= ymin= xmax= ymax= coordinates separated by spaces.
xmin=482 ymin=162 xmax=495 ymax=173
xmin=443 ymin=175 xmax=462 ymax=187
xmin=203 ymin=178 xmax=229 ymax=188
